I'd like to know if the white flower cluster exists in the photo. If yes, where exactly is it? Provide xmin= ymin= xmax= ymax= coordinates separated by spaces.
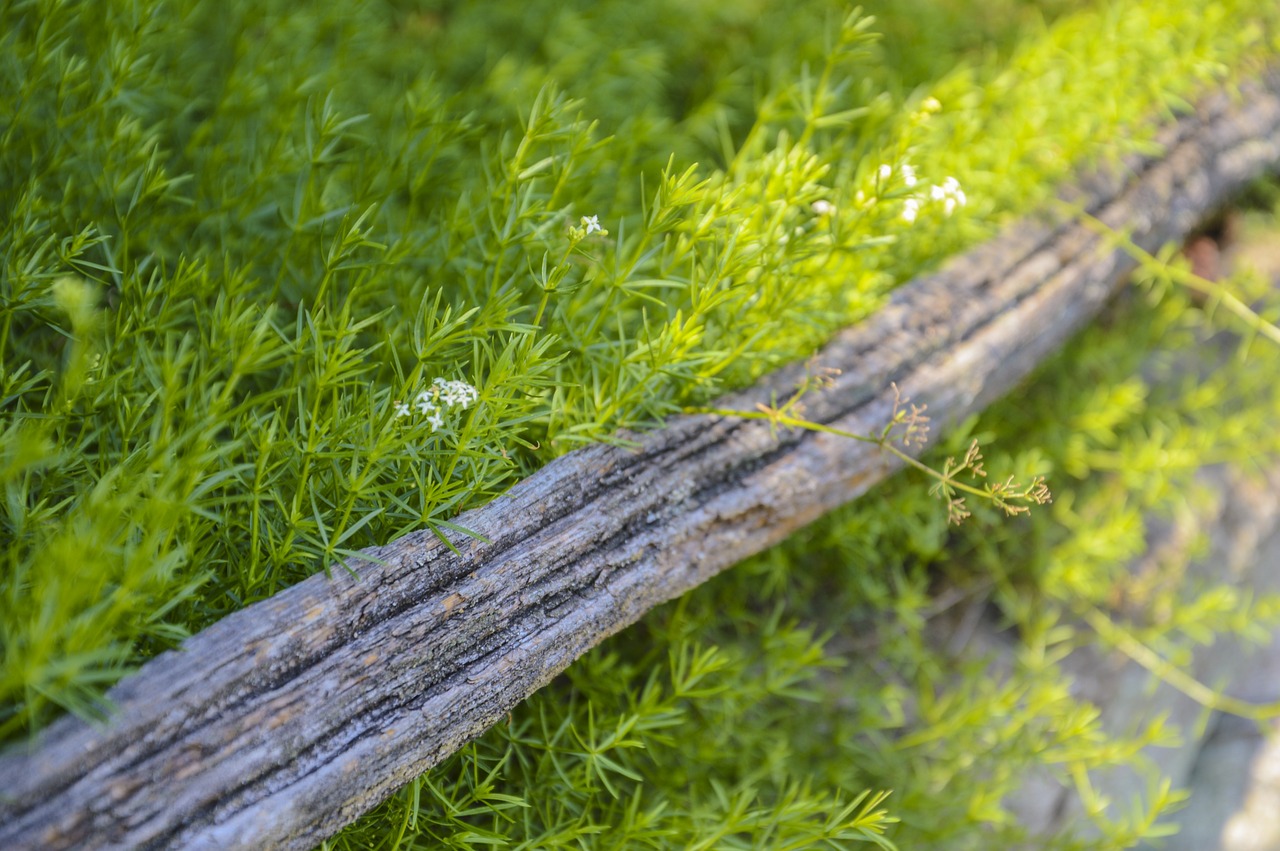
xmin=879 ymin=162 xmax=917 ymax=187
xmin=930 ymin=176 xmax=967 ymax=216
xmin=901 ymin=196 xmax=922 ymax=224
xmin=394 ymin=377 xmax=479 ymax=432
xmin=879 ymin=162 xmax=967 ymax=224
xmin=569 ymin=214 xmax=608 ymax=241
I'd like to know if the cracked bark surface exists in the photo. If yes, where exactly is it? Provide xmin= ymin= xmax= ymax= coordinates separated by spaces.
xmin=2 ymin=68 xmax=1280 ymax=850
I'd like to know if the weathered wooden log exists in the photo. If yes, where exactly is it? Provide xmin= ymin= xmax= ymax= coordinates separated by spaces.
xmin=2 ymin=68 xmax=1279 ymax=850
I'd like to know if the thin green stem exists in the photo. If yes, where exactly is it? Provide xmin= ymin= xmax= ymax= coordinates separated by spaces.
xmin=1079 ymin=604 xmax=1280 ymax=721
xmin=693 ymin=406 xmax=998 ymax=502
xmin=1071 ymin=205 xmax=1280 ymax=349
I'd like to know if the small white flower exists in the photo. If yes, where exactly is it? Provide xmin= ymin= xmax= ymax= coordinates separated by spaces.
xmin=811 ymin=199 xmax=835 ymax=216
xmin=930 ymin=177 xmax=967 ymax=217
xmin=902 ymin=198 xmax=920 ymax=223
xmin=394 ymin=376 xmax=480 ymax=432
xmin=581 ymin=215 xmax=602 ymax=236
xmin=878 ymin=164 xmax=892 ymax=181
xmin=434 ymin=377 xmax=479 ymax=408
xmin=415 ymin=390 xmax=438 ymax=415
xmin=901 ymin=164 xmax=917 ymax=187
xmin=922 ymin=97 xmax=942 ymax=113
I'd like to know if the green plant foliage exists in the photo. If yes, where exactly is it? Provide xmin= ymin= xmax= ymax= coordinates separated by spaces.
xmin=3 ymin=0 xmax=1280 ymax=846
xmin=326 ymin=205 xmax=1280 ymax=849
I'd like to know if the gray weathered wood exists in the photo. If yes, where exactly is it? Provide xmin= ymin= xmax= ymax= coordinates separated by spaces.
xmin=2 ymin=68 xmax=1280 ymax=850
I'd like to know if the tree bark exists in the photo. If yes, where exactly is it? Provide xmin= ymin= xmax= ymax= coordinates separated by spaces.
xmin=2 ymin=68 xmax=1279 ymax=851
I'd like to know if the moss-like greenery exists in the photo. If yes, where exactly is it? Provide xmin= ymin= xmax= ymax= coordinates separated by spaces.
xmin=3 ymin=0 xmax=1280 ymax=847
xmin=320 ymin=197 xmax=1280 ymax=849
